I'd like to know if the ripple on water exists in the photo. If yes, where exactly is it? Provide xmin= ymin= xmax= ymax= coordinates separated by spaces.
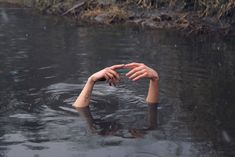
xmin=1 ymin=133 xmax=26 ymax=145
xmin=45 ymin=83 xmax=83 ymax=94
xmin=17 ymin=37 xmax=27 ymax=41
xmin=9 ymin=114 xmax=36 ymax=119
xmin=44 ymin=75 xmax=57 ymax=79
xmin=38 ymin=65 xmax=57 ymax=70
xmin=127 ymin=152 xmax=162 ymax=157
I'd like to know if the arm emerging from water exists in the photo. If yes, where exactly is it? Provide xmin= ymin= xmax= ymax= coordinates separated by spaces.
xmin=125 ymin=63 xmax=159 ymax=104
xmin=72 ymin=64 xmax=124 ymax=108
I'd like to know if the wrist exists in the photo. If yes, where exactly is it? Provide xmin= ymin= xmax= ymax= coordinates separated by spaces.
xmin=150 ymin=70 xmax=159 ymax=81
xmin=88 ymin=76 xmax=96 ymax=84
xmin=150 ymin=76 xmax=159 ymax=82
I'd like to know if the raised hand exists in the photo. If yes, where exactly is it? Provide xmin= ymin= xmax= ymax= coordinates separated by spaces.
xmin=73 ymin=64 xmax=124 ymax=108
xmin=73 ymin=63 xmax=159 ymax=108
xmin=124 ymin=63 xmax=159 ymax=81
xmin=89 ymin=64 xmax=124 ymax=86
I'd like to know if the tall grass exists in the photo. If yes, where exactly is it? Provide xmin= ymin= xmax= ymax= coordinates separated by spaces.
xmin=198 ymin=0 xmax=235 ymax=18
xmin=82 ymin=5 xmax=129 ymax=22
xmin=126 ymin=0 xmax=235 ymax=18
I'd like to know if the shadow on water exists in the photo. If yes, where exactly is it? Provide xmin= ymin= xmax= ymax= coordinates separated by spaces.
xmin=0 ymin=6 xmax=235 ymax=157
xmin=75 ymin=104 xmax=157 ymax=138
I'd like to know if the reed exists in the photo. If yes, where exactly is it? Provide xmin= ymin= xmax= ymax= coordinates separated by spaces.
xmin=125 ymin=0 xmax=235 ymax=19
xmin=82 ymin=4 xmax=129 ymax=22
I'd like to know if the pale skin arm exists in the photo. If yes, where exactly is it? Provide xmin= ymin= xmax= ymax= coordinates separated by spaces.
xmin=125 ymin=63 xmax=159 ymax=104
xmin=72 ymin=64 xmax=124 ymax=108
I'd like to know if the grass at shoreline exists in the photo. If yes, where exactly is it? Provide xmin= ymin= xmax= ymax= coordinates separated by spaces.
xmin=1 ymin=0 xmax=234 ymax=35
xmin=82 ymin=5 xmax=129 ymax=23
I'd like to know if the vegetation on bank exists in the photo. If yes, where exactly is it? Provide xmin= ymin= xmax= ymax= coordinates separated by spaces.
xmin=134 ymin=0 xmax=235 ymax=18
xmin=1 ymin=0 xmax=235 ymax=34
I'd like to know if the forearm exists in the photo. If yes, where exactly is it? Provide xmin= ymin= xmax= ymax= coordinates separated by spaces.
xmin=73 ymin=77 xmax=95 ymax=108
xmin=146 ymin=79 xmax=159 ymax=104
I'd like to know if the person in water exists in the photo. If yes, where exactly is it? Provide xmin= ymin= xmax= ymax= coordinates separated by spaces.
xmin=73 ymin=62 xmax=159 ymax=108
xmin=73 ymin=62 xmax=159 ymax=136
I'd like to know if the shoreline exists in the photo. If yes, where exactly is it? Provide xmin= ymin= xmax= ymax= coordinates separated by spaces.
xmin=0 ymin=0 xmax=234 ymax=36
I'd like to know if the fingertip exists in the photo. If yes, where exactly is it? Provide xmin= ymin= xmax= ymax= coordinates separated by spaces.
xmin=124 ymin=65 xmax=131 ymax=68
xmin=132 ymin=78 xmax=139 ymax=81
xmin=112 ymin=64 xmax=125 ymax=69
xmin=129 ymin=77 xmax=135 ymax=81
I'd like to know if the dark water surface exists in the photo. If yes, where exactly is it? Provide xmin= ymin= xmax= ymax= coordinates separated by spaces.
xmin=0 ymin=8 xmax=235 ymax=157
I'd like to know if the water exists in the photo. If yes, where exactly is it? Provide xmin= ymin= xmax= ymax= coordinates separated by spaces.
xmin=0 ymin=7 xmax=235 ymax=157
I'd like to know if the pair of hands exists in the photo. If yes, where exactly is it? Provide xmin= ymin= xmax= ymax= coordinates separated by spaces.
xmin=89 ymin=62 xmax=159 ymax=86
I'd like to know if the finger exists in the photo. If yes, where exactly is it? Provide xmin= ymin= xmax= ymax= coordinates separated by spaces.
xmin=104 ymin=74 xmax=109 ymax=81
xmin=132 ymin=72 xmax=147 ymax=81
xmin=111 ymin=77 xmax=119 ymax=86
xmin=110 ymin=64 xmax=125 ymax=70
xmin=129 ymin=69 xmax=146 ymax=80
xmin=106 ymin=71 xmax=114 ymax=80
xmin=108 ymin=69 xmax=120 ymax=80
xmin=108 ymin=79 xmax=117 ymax=86
xmin=106 ymin=79 xmax=111 ymax=85
xmin=112 ymin=80 xmax=116 ymax=86
xmin=126 ymin=66 xmax=144 ymax=77
xmin=124 ymin=63 xmax=142 ymax=69
xmin=106 ymin=71 xmax=119 ymax=85
xmin=97 ymin=77 xmax=106 ymax=81
xmin=107 ymin=79 xmax=113 ymax=86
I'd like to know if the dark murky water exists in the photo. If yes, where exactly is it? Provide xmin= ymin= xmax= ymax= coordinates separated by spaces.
xmin=0 ymin=7 xmax=235 ymax=157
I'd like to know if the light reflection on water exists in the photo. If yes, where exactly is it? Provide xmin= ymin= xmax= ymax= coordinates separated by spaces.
xmin=0 ymin=7 xmax=235 ymax=157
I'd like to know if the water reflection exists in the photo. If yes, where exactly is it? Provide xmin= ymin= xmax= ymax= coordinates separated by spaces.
xmin=76 ymin=104 xmax=157 ymax=138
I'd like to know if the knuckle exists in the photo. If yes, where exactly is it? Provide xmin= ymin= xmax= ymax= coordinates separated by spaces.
xmin=133 ymin=69 xmax=138 ymax=72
